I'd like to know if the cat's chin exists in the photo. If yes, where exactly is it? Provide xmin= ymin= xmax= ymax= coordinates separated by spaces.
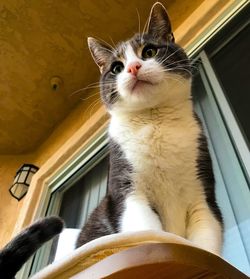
xmin=110 ymin=76 xmax=192 ymax=114
xmin=111 ymin=91 xmax=168 ymax=113
xmin=131 ymin=79 xmax=154 ymax=92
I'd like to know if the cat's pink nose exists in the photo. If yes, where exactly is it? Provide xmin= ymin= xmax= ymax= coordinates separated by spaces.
xmin=127 ymin=62 xmax=141 ymax=76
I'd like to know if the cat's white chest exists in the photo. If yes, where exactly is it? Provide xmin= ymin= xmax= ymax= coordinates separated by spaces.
xmin=109 ymin=110 xmax=200 ymax=178
xmin=109 ymin=108 xmax=202 ymax=235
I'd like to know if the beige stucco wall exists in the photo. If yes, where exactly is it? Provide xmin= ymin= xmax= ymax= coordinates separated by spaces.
xmin=33 ymin=97 xmax=103 ymax=166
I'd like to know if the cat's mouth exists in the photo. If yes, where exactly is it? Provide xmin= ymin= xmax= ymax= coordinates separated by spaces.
xmin=131 ymin=79 xmax=154 ymax=92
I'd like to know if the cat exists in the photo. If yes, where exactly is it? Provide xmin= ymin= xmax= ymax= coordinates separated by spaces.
xmin=0 ymin=216 xmax=64 ymax=279
xmin=76 ymin=2 xmax=223 ymax=255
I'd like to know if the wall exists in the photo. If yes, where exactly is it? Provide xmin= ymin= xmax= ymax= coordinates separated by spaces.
xmin=33 ymin=96 xmax=103 ymax=166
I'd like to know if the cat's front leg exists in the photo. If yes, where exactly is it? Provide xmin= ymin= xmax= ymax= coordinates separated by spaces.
xmin=120 ymin=193 xmax=163 ymax=232
xmin=186 ymin=201 xmax=223 ymax=255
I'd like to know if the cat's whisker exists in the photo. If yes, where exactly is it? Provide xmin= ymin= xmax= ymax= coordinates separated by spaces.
xmin=166 ymin=47 xmax=184 ymax=60
xmin=165 ymin=75 xmax=185 ymax=85
xmin=75 ymin=89 xmax=111 ymax=102
xmin=79 ymin=92 xmax=100 ymax=102
xmin=74 ymin=85 xmax=101 ymax=93
xmin=157 ymin=47 xmax=184 ymax=65
xmin=84 ymin=82 xmax=116 ymax=90
xmin=163 ymin=59 xmax=198 ymax=70
xmin=96 ymin=37 xmax=116 ymax=53
xmin=141 ymin=68 xmax=179 ymax=76
xmin=109 ymin=36 xmax=116 ymax=49
xmin=159 ymin=66 xmax=191 ymax=75
xmin=159 ymin=58 xmax=190 ymax=67
xmin=70 ymin=86 xmax=95 ymax=97
xmin=79 ymin=89 xmax=104 ymax=99
xmin=138 ymin=67 xmax=186 ymax=83
xmin=99 ymin=46 xmax=115 ymax=55
xmin=158 ymin=62 xmax=197 ymax=74
xmin=89 ymin=99 xmax=102 ymax=118
xmin=70 ymin=87 xmax=100 ymax=97
xmin=136 ymin=8 xmax=141 ymax=39
xmin=83 ymin=98 xmax=101 ymax=119
xmin=167 ymin=67 xmax=193 ymax=76
xmin=141 ymin=12 xmax=150 ymax=43
xmin=70 ymin=81 xmax=117 ymax=97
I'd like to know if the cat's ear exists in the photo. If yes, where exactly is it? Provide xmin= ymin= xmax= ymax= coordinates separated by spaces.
xmin=87 ymin=37 xmax=113 ymax=73
xmin=147 ymin=2 xmax=174 ymax=42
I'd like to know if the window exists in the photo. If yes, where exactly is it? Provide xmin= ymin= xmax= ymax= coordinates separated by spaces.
xmin=59 ymin=156 xmax=108 ymax=229
xmin=206 ymin=6 xmax=250 ymax=150
xmin=26 ymin=132 xmax=109 ymax=277
xmin=49 ymin=156 xmax=108 ymax=263
xmin=191 ymin=7 xmax=250 ymax=273
xmin=193 ymin=60 xmax=250 ymax=273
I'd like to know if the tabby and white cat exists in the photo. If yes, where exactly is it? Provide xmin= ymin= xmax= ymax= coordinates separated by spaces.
xmin=76 ymin=2 xmax=223 ymax=254
xmin=0 ymin=5 xmax=223 ymax=278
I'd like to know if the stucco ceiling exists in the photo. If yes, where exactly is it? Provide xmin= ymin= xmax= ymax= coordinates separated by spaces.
xmin=0 ymin=0 xmax=203 ymax=154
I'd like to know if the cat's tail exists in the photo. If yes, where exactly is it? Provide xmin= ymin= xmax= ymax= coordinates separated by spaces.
xmin=0 ymin=216 xmax=64 ymax=279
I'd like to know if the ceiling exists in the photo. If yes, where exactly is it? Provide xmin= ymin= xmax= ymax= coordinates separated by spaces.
xmin=0 ymin=0 xmax=203 ymax=154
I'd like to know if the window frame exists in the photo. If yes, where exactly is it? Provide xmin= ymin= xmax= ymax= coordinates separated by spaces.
xmin=29 ymin=131 xmax=109 ymax=276
xmin=193 ymin=58 xmax=250 ymax=272
xmin=43 ymin=131 xmax=108 ymax=217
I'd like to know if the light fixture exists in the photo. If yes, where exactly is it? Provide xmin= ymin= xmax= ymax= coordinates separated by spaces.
xmin=9 ymin=164 xmax=39 ymax=201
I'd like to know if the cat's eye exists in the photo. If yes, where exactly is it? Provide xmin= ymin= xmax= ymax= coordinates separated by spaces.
xmin=142 ymin=45 xmax=158 ymax=59
xmin=111 ymin=61 xmax=124 ymax=75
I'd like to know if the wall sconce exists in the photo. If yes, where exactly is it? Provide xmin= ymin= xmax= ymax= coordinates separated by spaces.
xmin=9 ymin=164 xmax=39 ymax=201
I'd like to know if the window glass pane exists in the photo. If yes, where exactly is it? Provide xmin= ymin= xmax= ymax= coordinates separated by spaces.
xmin=59 ymin=156 xmax=108 ymax=229
xmin=206 ymin=10 xmax=250 ymax=149
xmin=47 ymin=156 xmax=109 ymax=263
xmin=193 ymin=69 xmax=250 ymax=274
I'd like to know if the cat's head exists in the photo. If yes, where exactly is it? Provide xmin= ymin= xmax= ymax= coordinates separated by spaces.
xmin=88 ymin=2 xmax=191 ymax=113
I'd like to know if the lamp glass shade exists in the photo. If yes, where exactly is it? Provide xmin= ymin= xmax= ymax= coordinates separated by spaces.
xmin=9 ymin=164 xmax=39 ymax=201
xmin=18 ymin=171 xmax=28 ymax=184
xmin=26 ymin=172 xmax=33 ymax=185
xmin=13 ymin=172 xmax=20 ymax=184
xmin=9 ymin=183 xmax=28 ymax=200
